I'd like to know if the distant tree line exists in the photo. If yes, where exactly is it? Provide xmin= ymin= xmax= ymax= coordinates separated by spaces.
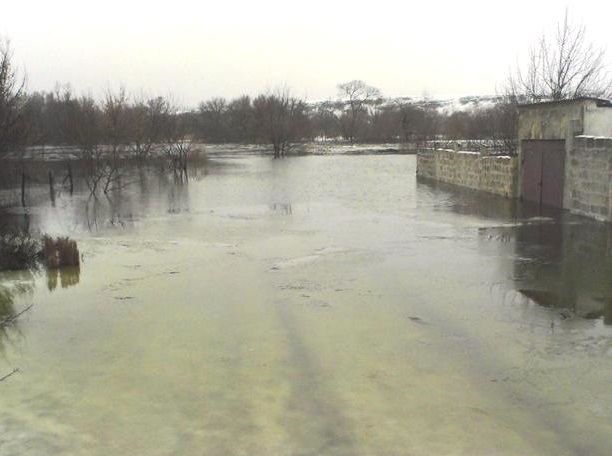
xmin=14 ymin=81 xmax=518 ymax=150
xmin=1 ymin=35 xmax=519 ymax=162
xmin=507 ymin=11 xmax=612 ymax=103
xmin=19 ymin=85 xmax=519 ymax=149
xmin=196 ymin=81 xmax=518 ymax=150
xmin=3 ymin=11 xmax=612 ymax=164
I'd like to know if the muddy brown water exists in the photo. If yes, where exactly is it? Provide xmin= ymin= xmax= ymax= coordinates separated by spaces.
xmin=0 ymin=153 xmax=611 ymax=455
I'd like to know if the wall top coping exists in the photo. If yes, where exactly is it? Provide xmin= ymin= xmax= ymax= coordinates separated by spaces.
xmin=575 ymin=135 xmax=612 ymax=140
xmin=519 ymin=97 xmax=612 ymax=109
xmin=419 ymin=148 xmax=514 ymax=159
xmin=420 ymin=148 xmax=484 ymax=155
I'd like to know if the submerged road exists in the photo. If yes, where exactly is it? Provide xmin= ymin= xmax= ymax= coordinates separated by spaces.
xmin=0 ymin=154 xmax=611 ymax=455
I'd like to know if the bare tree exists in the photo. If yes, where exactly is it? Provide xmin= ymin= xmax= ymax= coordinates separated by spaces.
xmin=311 ymin=100 xmax=341 ymax=140
xmin=198 ymin=97 xmax=227 ymax=142
xmin=127 ymin=98 xmax=151 ymax=161
xmin=336 ymin=80 xmax=381 ymax=142
xmin=226 ymin=95 xmax=254 ymax=142
xmin=128 ymin=95 xmax=170 ymax=161
xmin=0 ymin=39 xmax=27 ymax=158
xmin=487 ymin=100 xmax=518 ymax=154
xmin=508 ymin=11 xmax=612 ymax=102
xmin=164 ymin=103 xmax=196 ymax=177
xmin=99 ymin=88 xmax=131 ymax=193
xmin=103 ymin=88 xmax=129 ymax=152
xmin=41 ymin=84 xmax=80 ymax=146
xmin=400 ymin=104 xmax=438 ymax=146
xmin=253 ymin=89 xmax=307 ymax=158
xmin=75 ymin=95 xmax=106 ymax=195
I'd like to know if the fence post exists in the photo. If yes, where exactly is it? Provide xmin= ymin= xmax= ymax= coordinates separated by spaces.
xmin=21 ymin=172 xmax=26 ymax=207
xmin=67 ymin=163 xmax=74 ymax=195
xmin=49 ymin=171 xmax=56 ymax=206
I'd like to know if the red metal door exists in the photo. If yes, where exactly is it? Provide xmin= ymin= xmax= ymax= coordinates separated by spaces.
xmin=521 ymin=142 xmax=543 ymax=205
xmin=541 ymin=147 xmax=565 ymax=207
xmin=521 ymin=140 xmax=565 ymax=208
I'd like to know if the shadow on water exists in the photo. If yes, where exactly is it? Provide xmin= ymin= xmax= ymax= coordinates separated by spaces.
xmin=512 ymin=220 xmax=612 ymax=323
xmin=419 ymin=179 xmax=612 ymax=325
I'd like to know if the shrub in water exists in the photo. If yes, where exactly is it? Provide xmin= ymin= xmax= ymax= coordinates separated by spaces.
xmin=0 ymin=232 xmax=41 ymax=271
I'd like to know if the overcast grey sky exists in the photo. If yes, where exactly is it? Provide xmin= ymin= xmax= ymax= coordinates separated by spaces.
xmin=1 ymin=0 xmax=611 ymax=106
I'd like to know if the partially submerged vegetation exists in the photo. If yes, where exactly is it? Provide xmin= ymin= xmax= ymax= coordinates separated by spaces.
xmin=0 ymin=232 xmax=41 ymax=271
xmin=0 ymin=231 xmax=79 ymax=383
xmin=0 ymin=36 xmax=519 ymax=186
xmin=0 ymin=11 xmax=610 ymax=184
xmin=0 ymin=231 xmax=79 ymax=272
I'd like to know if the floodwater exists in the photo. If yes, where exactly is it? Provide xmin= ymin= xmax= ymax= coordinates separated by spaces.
xmin=0 ymin=152 xmax=611 ymax=455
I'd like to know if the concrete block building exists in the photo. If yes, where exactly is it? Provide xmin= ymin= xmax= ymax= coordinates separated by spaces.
xmin=518 ymin=98 xmax=612 ymax=222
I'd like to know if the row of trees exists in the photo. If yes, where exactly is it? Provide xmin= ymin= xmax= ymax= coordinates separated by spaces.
xmin=196 ymin=84 xmax=517 ymax=148
xmin=1 ymin=41 xmax=201 ymax=198
xmin=508 ymin=11 xmax=611 ymax=103
xmin=2 ymin=11 xmax=611 ymax=164
xmin=0 ymin=40 xmax=522 ymax=158
xmin=21 ymin=86 xmax=198 ymax=194
xmin=196 ymin=12 xmax=611 ymax=150
xmin=23 ymin=86 xmax=173 ymax=160
xmin=5 ymin=73 xmax=518 ymax=155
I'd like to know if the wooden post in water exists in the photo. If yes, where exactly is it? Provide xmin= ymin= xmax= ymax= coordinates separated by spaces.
xmin=49 ymin=171 xmax=56 ymax=206
xmin=67 ymin=163 xmax=74 ymax=195
xmin=21 ymin=172 xmax=26 ymax=207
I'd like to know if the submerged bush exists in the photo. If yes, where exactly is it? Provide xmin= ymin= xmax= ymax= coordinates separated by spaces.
xmin=0 ymin=233 xmax=80 ymax=272
xmin=0 ymin=232 xmax=41 ymax=271
xmin=41 ymin=236 xmax=80 ymax=269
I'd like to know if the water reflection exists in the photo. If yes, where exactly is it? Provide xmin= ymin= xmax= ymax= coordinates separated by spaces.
xmin=46 ymin=266 xmax=80 ymax=291
xmin=0 ymin=160 xmax=211 ymax=236
xmin=419 ymin=179 xmax=612 ymax=325
xmin=167 ymin=179 xmax=191 ymax=214
xmin=83 ymin=196 xmax=132 ymax=231
xmin=513 ymin=221 xmax=612 ymax=323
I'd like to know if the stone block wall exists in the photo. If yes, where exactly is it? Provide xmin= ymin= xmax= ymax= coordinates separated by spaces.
xmin=566 ymin=137 xmax=612 ymax=222
xmin=415 ymin=149 xmax=436 ymax=178
xmin=417 ymin=149 xmax=518 ymax=197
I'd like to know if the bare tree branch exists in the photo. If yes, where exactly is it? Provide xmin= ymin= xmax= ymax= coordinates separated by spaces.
xmin=508 ymin=10 xmax=612 ymax=102
xmin=0 ymin=368 xmax=19 ymax=383
xmin=0 ymin=38 xmax=27 ymax=157
xmin=0 ymin=304 xmax=33 ymax=327
xmin=336 ymin=80 xmax=382 ymax=142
